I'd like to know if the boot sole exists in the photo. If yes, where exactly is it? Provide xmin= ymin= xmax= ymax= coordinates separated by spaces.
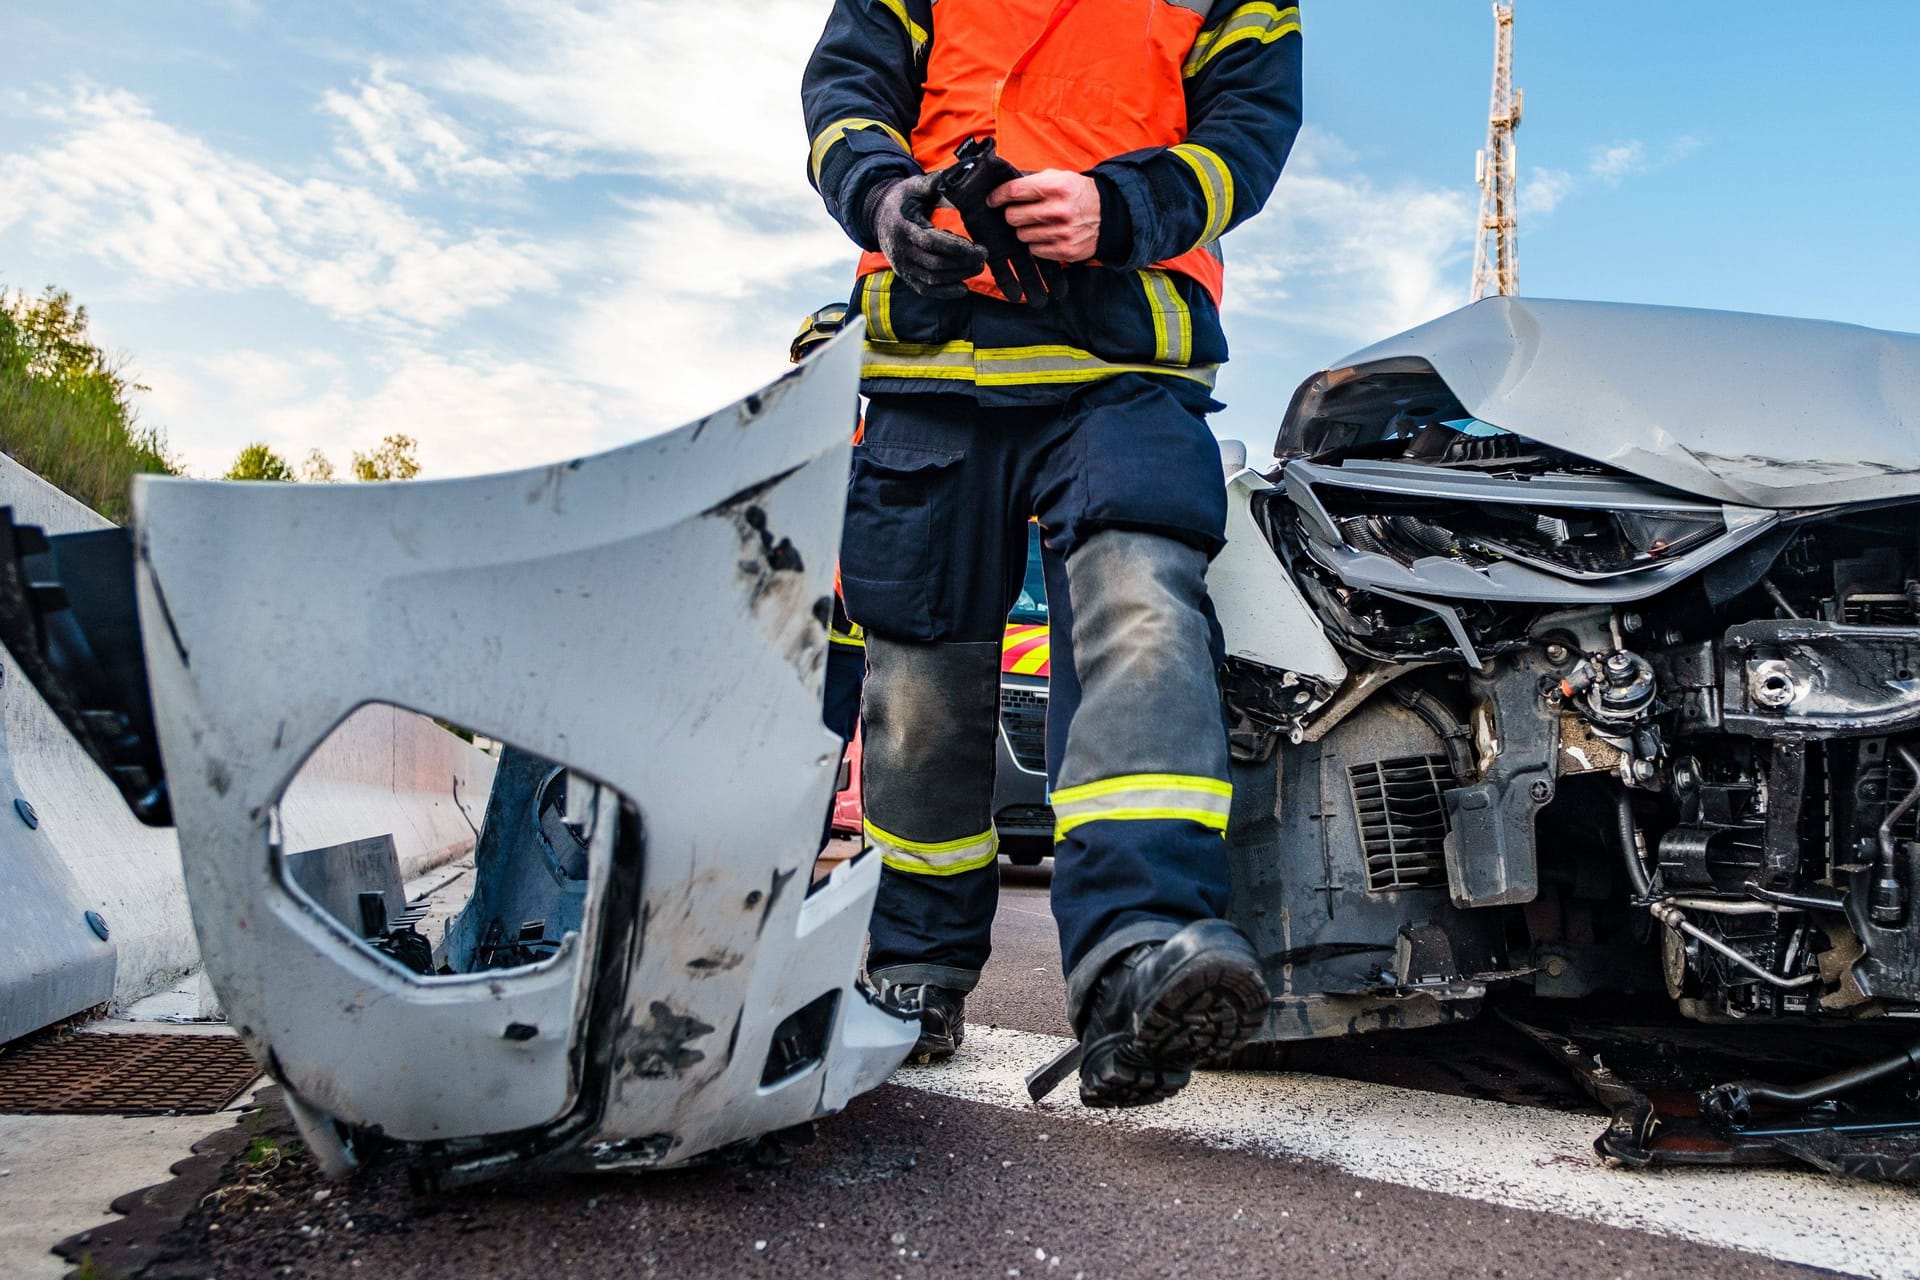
xmin=1079 ymin=950 xmax=1267 ymax=1109
xmin=903 ymin=1027 xmax=963 ymax=1066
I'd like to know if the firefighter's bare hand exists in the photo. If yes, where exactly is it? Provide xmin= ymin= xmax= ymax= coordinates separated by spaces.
xmin=988 ymin=170 xmax=1101 ymax=263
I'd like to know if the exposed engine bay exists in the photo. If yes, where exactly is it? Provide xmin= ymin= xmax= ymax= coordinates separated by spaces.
xmin=1215 ymin=308 xmax=1920 ymax=1176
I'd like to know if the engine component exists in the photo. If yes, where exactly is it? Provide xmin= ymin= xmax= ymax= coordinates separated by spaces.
xmin=1225 ymin=694 xmax=1507 ymax=1042
xmin=1871 ymin=745 xmax=1920 ymax=927
xmin=1722 ymin=619 xmax=1920 ymax=736
xmin=1443 ymin=653 xmax=1560 ymax=908
xmin=1559 ymin=649 xmax=1657 ymax=735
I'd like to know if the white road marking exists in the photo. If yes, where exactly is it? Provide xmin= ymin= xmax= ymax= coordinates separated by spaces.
xmin=895 ymin=1025 xmax=1920 ymax=1280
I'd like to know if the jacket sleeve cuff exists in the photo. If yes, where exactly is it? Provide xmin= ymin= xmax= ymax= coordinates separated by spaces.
xmin=820 ymin=131 xmax=922 ymax=250
xmin=1090 ymin=172 xmax=1135 ymax=267
xmin=1089 ymin=151 xmax=1191 ymax=270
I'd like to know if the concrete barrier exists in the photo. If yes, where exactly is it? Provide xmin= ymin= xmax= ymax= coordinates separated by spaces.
xmin=0 ymin=455 xmax=494 ymax=1027
xmin=279 ymin=703 xmax=494 ymax=882
xmin=0 ymin=455 xmax=190 ymax=1013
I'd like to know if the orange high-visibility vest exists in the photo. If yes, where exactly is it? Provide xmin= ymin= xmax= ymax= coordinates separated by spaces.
xmin=854 ymin=0 xmax=1224 ymax=304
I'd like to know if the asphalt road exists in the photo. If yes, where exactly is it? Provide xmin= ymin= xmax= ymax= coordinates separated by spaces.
xmin=62 ymin=869 xmax=1910 ymax=1280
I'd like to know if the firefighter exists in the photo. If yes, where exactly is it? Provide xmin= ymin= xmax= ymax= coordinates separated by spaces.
xmin=803 ymin=0 xmax=1301 ymax=1107
xmin=790 ymin=302 xmax=866 ymax=746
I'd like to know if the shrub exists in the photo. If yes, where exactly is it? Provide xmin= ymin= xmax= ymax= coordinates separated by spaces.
xmin=0 ymin=287 xmax=178 ymax=522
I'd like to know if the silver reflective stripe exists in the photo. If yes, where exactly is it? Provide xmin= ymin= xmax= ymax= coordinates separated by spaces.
xmin=861 ymin=340 xmax=1219 ymax=389
xmin=861 ymin=340 xmax=978 ymax=383
xmin=1183 ymin=3 xmax=1301 ymax=78
xmin=1050 ymin=773 xmax=1233 ymax=842
xmin=1169 ymin=143 xmax=1234 ymax=245
xmin=1138 ymin=270 xmax=1193 ymax=366
xmin=864 ymin=819 xmax=999 ymax=876
xmin=1161 ymin=0 xmax=1217 ymax=14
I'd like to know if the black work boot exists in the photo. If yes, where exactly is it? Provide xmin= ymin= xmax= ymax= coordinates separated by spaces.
xmin=1077 ymin=918 xmax=1269 ymax=1108
xmin=878 ymin=983 xmax=966 ymax=1065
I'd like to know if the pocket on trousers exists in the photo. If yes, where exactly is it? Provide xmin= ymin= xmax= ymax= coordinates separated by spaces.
xmin=840 ymin=441 xmax=965 ymax=640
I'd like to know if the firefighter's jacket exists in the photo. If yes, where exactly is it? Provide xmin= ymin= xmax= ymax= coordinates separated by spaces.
xmin=803 ymin=0 xmax=1302 ymax=407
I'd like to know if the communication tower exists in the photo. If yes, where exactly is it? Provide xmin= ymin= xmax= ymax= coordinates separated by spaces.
xmin=1470 ymin=1 xmax=1522 ymax=299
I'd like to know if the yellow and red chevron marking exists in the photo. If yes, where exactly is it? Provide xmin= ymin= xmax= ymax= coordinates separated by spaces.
xmin=1002 ymin=623 xmax=1051 ymax=676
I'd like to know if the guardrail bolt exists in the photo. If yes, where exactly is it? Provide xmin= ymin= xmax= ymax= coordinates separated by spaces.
xmin=85 ymin=910 xmax=110 ymax=941
xmin=14 ymin=797 xmax=38 ymax=829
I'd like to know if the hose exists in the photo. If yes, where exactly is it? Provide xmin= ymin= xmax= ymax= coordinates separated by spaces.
xmin=1703 ymin=1041 xmax=1920 ymax=1126
xmin=1615 ymin=791 xmax=1652 ymax=899
xmin=1744 ymin=883 xmax=1847 ymax=912
xmin=1869 ymin=744 xmax=1920 ymax=925
xmin=1649 ymin=902 xmax=1820 ymax=990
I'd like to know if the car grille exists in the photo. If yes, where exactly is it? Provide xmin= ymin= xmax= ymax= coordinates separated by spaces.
xmin=1000 ymin=685 xmax=1048 ymax=773
xmin=994 ymin=804 xmax=1056 ymax=833
xmin=1348 ymin=755 xmax=1451 ymax=891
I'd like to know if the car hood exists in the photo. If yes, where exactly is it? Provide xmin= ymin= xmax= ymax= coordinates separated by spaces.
xmin=1281 ymin=297 xmax=1920 ymax=509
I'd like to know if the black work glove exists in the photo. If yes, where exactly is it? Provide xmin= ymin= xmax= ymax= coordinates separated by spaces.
xmin=863 ymin=172 xmax=989 ymax=299
xmin=936 ymin=137 xmax=1066 ymax=308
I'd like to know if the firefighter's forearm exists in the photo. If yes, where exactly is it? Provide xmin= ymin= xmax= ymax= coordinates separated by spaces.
xmin=802 ymin=0 xmax=927 ymax=248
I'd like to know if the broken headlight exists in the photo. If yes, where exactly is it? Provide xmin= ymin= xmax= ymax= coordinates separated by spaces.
xmin=1329 ymin=498 xmax=1725 ymax=580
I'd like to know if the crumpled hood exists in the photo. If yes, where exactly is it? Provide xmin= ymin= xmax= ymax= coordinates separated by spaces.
xmin=1285 ymin=297 xmax=1920 ymax=509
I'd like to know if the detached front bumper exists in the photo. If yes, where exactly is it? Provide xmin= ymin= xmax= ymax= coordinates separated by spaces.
xmin=22 ymin=324 xmax=915 ymax=1181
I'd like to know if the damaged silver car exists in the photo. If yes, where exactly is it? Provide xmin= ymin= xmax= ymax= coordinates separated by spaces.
xmin=0 ymin=324 xmax=918 ymax=1184
xmin=1207 ymin=297 xmax=1920 ymax=1179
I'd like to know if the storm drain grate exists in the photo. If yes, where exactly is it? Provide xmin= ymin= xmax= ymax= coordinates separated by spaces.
xmin=0 ymin=1033 xmax=260 ymax=1115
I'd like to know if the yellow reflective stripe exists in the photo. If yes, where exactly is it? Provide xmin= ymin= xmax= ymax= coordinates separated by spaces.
xmin=873 ymin=0 xmax=931 ymax=57
xmin=1138 ymin=270 xmax=1192 ymax=365
xmin=1051 ymin=774 xmax=1232 ymax=842
xmin=1183 ymin=3 xmax=1301 ymax=78
xmin=829 ymin=630 xmax=866 ymax=648
xmin=860 ymin=271 xmax=897 ymax=343
xmin=862 ymin=340 xmax=1219 ymax=389
xmin=865 ymin=819 xmax=999 ymax=876
xmin=809 ymin=117 xmax=910 ymax=186
xmin=1170 ymin=143 xmax=1234 ymax=245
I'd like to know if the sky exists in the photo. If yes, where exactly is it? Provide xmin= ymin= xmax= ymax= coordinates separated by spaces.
xmin=1 ymin=1 xmax=1917 ymax=480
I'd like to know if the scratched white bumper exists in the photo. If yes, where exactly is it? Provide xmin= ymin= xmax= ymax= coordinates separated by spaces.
xmin=131 ymin=324 xmax=914 ymax=1180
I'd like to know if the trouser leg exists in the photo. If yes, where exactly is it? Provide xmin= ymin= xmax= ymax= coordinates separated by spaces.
xmin=861 ymin=636 xmax=1002 ymax=991
xmin=1028 ymin=375 xmax=1235 ymax=1029
xmin=837 ymin=395 xmax=1044 ymax=995
xmin=1048 ymin=532 xmax=1234 ymax=1026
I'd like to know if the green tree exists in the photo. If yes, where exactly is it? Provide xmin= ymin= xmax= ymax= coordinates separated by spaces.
xmin=224 ymin=442 xmax=295 ymax=482
xmin=351 ymin=433 xmax=421 ymax=482
xmin=0 ymin=285 xmax=178 ymax=521
xmin=297 ymin=448 xmax=337 ymax=483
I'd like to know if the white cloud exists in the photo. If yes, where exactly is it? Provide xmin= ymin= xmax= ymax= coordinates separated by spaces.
xmin=0 ymin=87 xmax=563 ymax=330
xmin=434 ymin=0 xmax=828 ymax=203
xmin=1225 ymin=127 xmax=1478 ymax=344
xmin=559 ymin=196 xmax=847 ymax=424
xmin=320 ymin=67 xmax=520 ymax=190
xmin=1589 ymin=139 xmax=1649 ymax=185
xmin=1522 ymin=165 xmax=1576 ymax=218
xmin=146 ymin=345 xmax=608 ymax=479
